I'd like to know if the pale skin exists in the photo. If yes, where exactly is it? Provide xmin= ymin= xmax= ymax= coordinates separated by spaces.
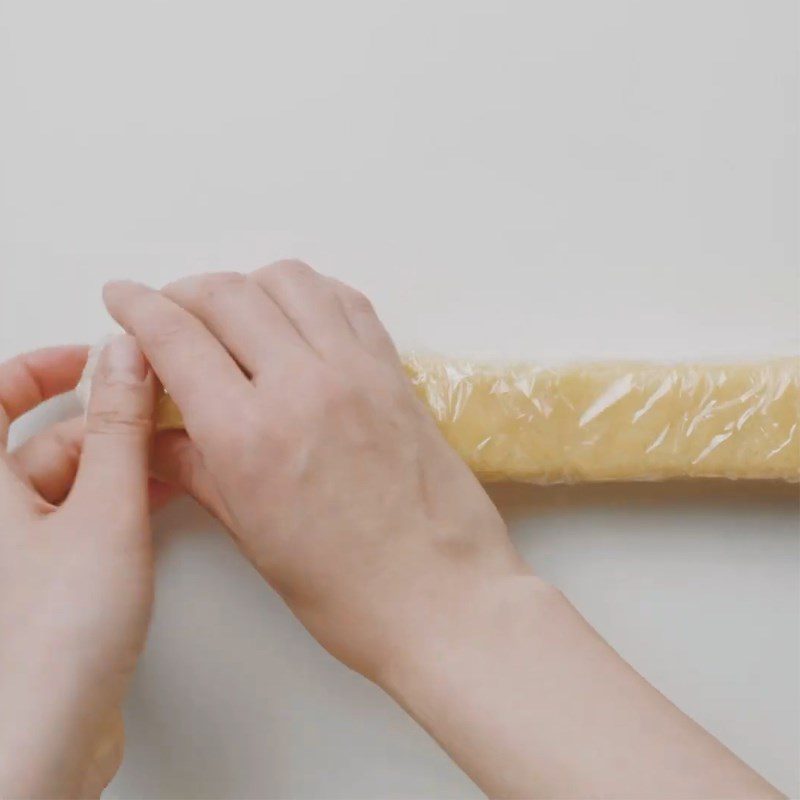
xmin=0 ymin=342 xmax=174 ymax=798
xmin=0 ymin=262 xmax=784 ymax=798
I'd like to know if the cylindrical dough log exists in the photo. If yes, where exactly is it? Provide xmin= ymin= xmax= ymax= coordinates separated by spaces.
xmin=79 ymin=349 xmax=800 ymax=484
xmin=403 ymin=355 xmax=799 ymax=483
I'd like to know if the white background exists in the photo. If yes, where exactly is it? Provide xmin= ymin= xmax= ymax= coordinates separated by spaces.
xmin=1 ymin=1 xmax=798 ymax=797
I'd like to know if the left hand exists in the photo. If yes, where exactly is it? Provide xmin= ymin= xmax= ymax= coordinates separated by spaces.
xmin=0 ymin=340 xmax=170 ymax=799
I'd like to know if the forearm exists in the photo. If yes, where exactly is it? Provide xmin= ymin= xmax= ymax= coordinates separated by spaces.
xmin=0 ymin=645 xmax=123 ymax=799
xmin=378 ymin=572 xmax=782 ymax=800
xmin=0 ymin=673 xmax=87 ymax=798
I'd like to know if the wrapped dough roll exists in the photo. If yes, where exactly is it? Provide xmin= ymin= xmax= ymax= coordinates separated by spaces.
xmin=404 ymin=355 xmax=799 ymax=483
xmin=79 ymin=348 xmax=800 ymax=484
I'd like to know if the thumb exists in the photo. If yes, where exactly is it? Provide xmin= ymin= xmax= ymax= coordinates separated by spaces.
xmin=68 ymin=335 xmax=155 ymax=525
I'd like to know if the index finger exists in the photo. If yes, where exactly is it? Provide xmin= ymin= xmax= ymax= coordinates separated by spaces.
xmin=103 ymin=280 xmax=252 ymax=437
xmin=0 ymin=345 xmax=89 ymax=443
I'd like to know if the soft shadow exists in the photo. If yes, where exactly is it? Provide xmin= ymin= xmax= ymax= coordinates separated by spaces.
xmin=486 ymin=479 xmax=799 ymax=526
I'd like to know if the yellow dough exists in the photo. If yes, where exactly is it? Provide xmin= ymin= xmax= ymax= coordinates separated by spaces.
xmin=403 ymin=355 xmax=799 ymax=483
xmin=80 ymin=348 xmax=800 ymax=483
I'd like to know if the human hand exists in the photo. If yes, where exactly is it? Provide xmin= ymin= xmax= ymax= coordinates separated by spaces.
xmin=102 ymin=266 xmax=783 ymax=799
xmin=0 ymin=339 xmax=161 ymax=798
xmin=103 ymin=262 xmax=528 ymax=680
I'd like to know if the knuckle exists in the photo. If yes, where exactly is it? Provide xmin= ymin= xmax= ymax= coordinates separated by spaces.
xmin=271 ymin=259 xmax=315 ymax=281
xmin=165 ymin=272 xmax=246 ymax=303
xmin=87 ymin=408 xmax=151 ymax=436
xmin=161 ymin=276 xmax=192 ymax=298
xmin=145 ymin=320 xmax=186 ymax=351
xmin=201 ymin=271 xmax=247 ymax=294
xmin=345 ymin=288 xmax=375 ymax=316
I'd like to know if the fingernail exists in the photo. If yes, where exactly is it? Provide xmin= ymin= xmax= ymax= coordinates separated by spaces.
xmin=105 ymin=334 xmax=147 ymax=383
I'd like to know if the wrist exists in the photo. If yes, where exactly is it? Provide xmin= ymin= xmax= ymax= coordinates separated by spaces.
xmin=369 ymin=571 xmax=575 ymax=798
xmin=373 ymin=566 xmax=563 ymax=699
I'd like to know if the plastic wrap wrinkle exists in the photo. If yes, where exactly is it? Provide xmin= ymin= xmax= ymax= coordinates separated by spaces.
xmin=78 ymin=349 xmax=800 ymax=485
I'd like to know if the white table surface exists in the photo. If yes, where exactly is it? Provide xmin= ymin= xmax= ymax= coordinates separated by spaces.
xmin=1 ymin=1 xmax=798 ymax=797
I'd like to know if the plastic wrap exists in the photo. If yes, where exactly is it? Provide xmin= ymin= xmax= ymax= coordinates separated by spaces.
xmin=403 ymin=355 xmax=799 ymax=483
xmin=79 ymin=349 xmax=800 ymax=484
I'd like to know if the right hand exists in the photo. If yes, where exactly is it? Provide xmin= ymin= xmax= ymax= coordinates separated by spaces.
xmin=104 ymin=264 xmax=784 ymax=800
xmin=104 ymin=261 xmax=528 ymax=678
